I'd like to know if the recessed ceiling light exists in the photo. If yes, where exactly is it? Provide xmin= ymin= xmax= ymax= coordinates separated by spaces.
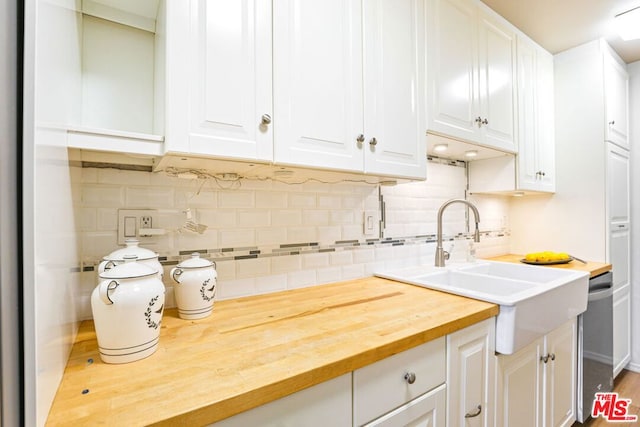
xmin=465 ymin=150 xmax=478 ymax=158
xmin=615 ymin=6 xmax=640 ymax=41
xmin=433 ymin=143 xmax=448 ymax=152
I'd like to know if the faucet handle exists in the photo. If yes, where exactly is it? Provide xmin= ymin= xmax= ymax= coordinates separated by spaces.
xmin=443 ymin=251 xmax=450 ymax=261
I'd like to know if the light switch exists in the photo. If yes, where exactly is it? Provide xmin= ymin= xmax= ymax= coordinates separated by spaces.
xmin=363 ymin=210 xmax=377 ymax=236
xmin=124 ymin=216 xmax=137 ymax=237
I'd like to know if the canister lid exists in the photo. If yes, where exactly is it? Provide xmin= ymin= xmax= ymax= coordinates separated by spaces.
xmin=176 ymin=253 xmax=215 ymax=269
xmin=102 ymin=239 xmax=158 ymax=262
xmin=99 ymin=255 xmax=158 ymax=279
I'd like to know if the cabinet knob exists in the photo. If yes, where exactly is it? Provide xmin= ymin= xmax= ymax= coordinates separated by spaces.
xmin=540 ymin=354 xmax=549 ymax=364
xmin=609 ymin=120 xmax=615 ymax=126
xmin=261 ymin=114 xmax=272 ymax=125
xmin=404 ymin=372 xmax=416 ymax=384
xmin=475 ymin=116 xmax=483 ymax=127
xmin=356 ymin=134 xmax=365 ymax=144
xmin=369 ymin=137 xmax=378 ymax=146
xmin=482 ymin=118 xmax=489 ymax=125
xmin=465 ymin=404 xmax=482 ymax=418
xmin=549 ymin=353 xmax=556 ymax=361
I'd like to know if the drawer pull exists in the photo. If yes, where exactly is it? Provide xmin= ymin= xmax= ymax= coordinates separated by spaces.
xmin=465 ymin=404 xmax=482 ymax=418
xmin=403 ymin=372 xmax=416 ymax=384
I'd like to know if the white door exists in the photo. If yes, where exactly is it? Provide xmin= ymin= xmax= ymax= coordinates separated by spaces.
xmin=496 ymin=339 xmax=544 ymax=427
xmin=166 ymin=0 xmax=273 ymax=161
xmin=516 ymin=36 xmax=538 ymax=190
xmin=612 ymin=285 xmax=631 ymax=377
xmin=477 ymin=9 xmax=516 ymax=152
xmin=426 ymin=0 xmax=479 ymax=143
xmin=273 ymin=0 xmax=364 ymax=172
xmin=604 ymin=52 xmax=629 ymax=149
xmin=544 ymin=319 xmax=576 ymax=427
xmin=363 ymin=0 xmax=427 ymax=179
xmin=535 ymin=49 xmax=556 ymax=192
xmin=447 ymin=319 xmax=494 ymax=427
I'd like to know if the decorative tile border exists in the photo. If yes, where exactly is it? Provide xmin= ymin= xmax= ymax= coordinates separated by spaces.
xmin=80 ymin=229 xmax=510 ymax=271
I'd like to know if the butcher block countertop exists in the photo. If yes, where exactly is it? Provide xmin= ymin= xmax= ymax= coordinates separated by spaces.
xmin=46 ymin=276 xmax=498 ymax=426
xmin=486 ymin=254 xmax=612 ymax=278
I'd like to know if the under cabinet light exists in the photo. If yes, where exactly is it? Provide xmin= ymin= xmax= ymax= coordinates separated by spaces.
xmin=465 ymin=150 xmax=478 ymax=158
xmin=433 ymin=143 xmax=448 ymax=152
xmin=615 ymin=6 xmax=640 ymax=41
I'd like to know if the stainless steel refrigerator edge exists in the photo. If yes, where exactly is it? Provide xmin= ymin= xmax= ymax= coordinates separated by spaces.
xmin=0 ymin=0 xmax=22 ymax=425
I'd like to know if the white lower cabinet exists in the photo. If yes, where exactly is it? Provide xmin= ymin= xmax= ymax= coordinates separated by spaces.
xmin=613 ymin=285 xmax=631 ymax=377
xmin=211 ymin=373 xmax=352 ymax=427
xmin=447 ymin=318 xmax=495 ymax=427
xmin=353 ymin=337 xmax=446 ymax=426
xmin=495 ymin=318 xmax=577 ymax=427
xmin=212 ymin=321 xmax=498 ymax=427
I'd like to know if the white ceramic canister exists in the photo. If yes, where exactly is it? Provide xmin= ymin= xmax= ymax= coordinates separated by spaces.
xmin=91 ymin=255 xmax=166 ymax=364
xmin=98 ymin=239 xmax=163 ymax=280
xmin=170 ymin=253 xmax=217 ymax=320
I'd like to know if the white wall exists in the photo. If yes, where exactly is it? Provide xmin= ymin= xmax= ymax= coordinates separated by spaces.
xmin=628 ymin=60 xmax=640 ymax=372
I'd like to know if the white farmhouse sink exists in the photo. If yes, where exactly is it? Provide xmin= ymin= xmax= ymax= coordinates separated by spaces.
xmin=376 ymin=261 xmax=589 ymax=354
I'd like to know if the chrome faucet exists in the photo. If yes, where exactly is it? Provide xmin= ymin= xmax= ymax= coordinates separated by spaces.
xmin=435 ymin=199 xmax=481 ymax=267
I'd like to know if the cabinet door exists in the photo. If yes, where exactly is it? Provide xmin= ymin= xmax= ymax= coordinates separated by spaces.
xmin=447 ymin=318 xmax=495 ymax=427
xmin=515 ymin=36 xmax=538 ymax=190
xmin=604 ymin=51 xmax=629 ymax=149
xmin=535 ymin=49 xmax=556 ymax=192
xmin=607 ymin=143 xmax=630 ymax=225
xmin=544 ymin=318 xmax=576 ymax=427
xmin=613 ymin=285 xmax=631 ymax=378
xmin=426 ymin=0 xmax=479 ymax=143
xmin=273 ymin=0 xmax=364 ymax=172
xmin=165 ymin=0 xmax=273 ymax=161
xmin=365 ymin=384 xmax=446 ymax=427
xmin=363 ymin=0 xmax=426 ymax=179
xmin=211 ymin=373 xmax=351 ymax=426
xmin=496 ymin=338 xmax=544 ymax=427
xmin=477 ymin=9 xmax=516 ymax=152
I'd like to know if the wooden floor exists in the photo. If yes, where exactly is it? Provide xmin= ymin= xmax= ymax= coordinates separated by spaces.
xmin=578 ymin=369 xmax=640 ymax=426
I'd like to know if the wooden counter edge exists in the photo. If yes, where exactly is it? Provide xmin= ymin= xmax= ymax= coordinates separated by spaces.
xmin=485 ymin=254 xmax=612 ymax=278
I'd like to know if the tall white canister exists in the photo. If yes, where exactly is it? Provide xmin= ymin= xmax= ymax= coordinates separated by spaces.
xmin=98 ymin=239 xmax=163 ymax=280
xmin=91 ymin=255 xmax=166 ymax=364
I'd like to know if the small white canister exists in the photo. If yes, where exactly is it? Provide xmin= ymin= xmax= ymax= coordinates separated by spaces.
xmin=170 ymin=253 xmax=217 ymax=320
xmin=98 ymin=239 xmax=163 ymax=280
xmin=91 ymin=255 xmax=166 ymax=364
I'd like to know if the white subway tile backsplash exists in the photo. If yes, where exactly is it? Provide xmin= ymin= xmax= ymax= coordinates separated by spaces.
xmin=96 ymin=208 xmax=118 ymax=231
xmin=255 ymin=191 xmax=287 ymax=208
xmin=289 ymin=192 xmax=317 ymax=208
xmin=302 ymin=210 xmax=329 ymax=226
xmin=237 ymin=210 xmax=271 ymax=228
xmin=82 ymin=185 xmax=124 ymax=207
xmin=271 ymin=210 xmax=302 ymax=227
xmin=74 ymin=160 xmax=510 ymax=318
xmin=126 ymin=187 xmax=175 ymax=208
xmin=271 ymin=254 xmax=302 ymax=274
xmin=219 ymin=229 xmax=255 ymax=248
xmin=235 ymin=257 xmax=271 ymax=279
xmin=218 ymin=191 xmax=255 ymax=208
xmin=302 ymin=252 xmax=330 ymax=269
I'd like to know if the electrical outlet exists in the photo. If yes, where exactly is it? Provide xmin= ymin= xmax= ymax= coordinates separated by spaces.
xmin=117 ymin=209 xmax=158 ymax=244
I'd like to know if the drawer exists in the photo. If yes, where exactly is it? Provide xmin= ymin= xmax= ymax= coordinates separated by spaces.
xmin=364 ymin=383 xmax=446 ymax=427
xmin=353 ymin=337 xmax=446 ymax=426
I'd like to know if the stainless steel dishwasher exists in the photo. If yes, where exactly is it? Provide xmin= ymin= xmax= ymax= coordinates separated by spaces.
xmin=575 ymin=271 xmax=614 ymax=424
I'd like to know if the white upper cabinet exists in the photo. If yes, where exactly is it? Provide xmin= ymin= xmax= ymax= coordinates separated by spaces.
xmin=515 ymin=35 xmax=555 ymax=193
xmin=273 ymin=0 xmax=427 ymax=179
xmin=272 ymin=0 xmax=364 ymax=171
xmin=604 ymin=50 xmax=629 ymax=150
xmin=165 ymin=0 xmax=273 ymax=162
xmin=426 ymin=0 xmax=516 ymax=153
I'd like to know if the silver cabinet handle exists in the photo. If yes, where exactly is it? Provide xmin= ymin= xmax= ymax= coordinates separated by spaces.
xmin=609 ymin=120 xmax=615 ymax=126
xmin=482 ymin=118 xmax=488 ymax=125
xmin=356 ymin=134 xmax=365 ymax=144
xmin=261 ymin=114 xmax=272 ymax=125
xmin=541 ymin=354 xmax=549 ymax=363
xmin=369 ymin=137 xmax=378 ymax=146
xmin=404 ymin=372 xmax=416 ymax=384
xmin=465 ymin=404 xmax=482 ymax=418
xmin=475 ymin=116 xmax=482 ymax=127
xmin=549 ymin=353 xmax=556 ymax=361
